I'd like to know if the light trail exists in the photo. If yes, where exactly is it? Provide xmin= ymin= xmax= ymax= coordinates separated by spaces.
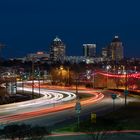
xmin=0 ymin=90 xmax=104 ymax=124
xmin=0 ymin=87 xmax=77 ymax=113
xmin=0 ymin=83 xmax=104 ymax=124
xmin=94 ymin=70 xmax=140 ymax=79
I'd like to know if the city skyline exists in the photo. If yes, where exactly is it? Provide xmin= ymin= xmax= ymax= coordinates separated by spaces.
xmin=0 ymin=34 xmax=137 ymax=59
xmin=0 ymin=0 xmax=140 ymax=58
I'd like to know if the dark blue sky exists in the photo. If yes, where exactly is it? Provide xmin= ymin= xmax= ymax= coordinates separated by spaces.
xmin=0 ymin=0 xmax=140 ymax=58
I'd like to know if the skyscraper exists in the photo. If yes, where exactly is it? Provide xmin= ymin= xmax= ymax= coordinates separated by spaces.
xmin=108 ymin=36 xmax=124 ymax=61
xmin=102 ymin=47 xmax=108 ymax=58
xmin=83 ymin=44 xmax=96 ymax=58
xmin=50 ymin=36 xmax=66 ymax=62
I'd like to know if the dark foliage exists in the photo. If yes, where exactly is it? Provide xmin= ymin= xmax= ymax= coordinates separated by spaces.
xmin=0 ymin=124 xmax=51 ymax=140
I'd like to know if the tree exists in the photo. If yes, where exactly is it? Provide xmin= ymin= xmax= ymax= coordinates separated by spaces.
xmin=2 ymin=124 xmax=51 ymax=140
xmin=29 ymin=125 xmax=51 ymax=140
xmin=3 ymin=124 xmax=20 ymax=140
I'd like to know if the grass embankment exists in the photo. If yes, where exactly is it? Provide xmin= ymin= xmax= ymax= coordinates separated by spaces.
xmin=55 ymin=101 xmax=140 ymax=132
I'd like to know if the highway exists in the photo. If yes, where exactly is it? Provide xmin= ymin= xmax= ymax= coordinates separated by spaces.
xmin=18 ymin=90 xmax=124 ymax=128
xmin=0 ymin=81 xmax=138 ymax=128
xmin=0 ymin=82 xmax=104 ymax=125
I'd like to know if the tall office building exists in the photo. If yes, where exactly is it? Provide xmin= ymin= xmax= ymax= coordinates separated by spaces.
xmin=102 ymin=47 xmax=108 ymax=58
xmin=108 ymin=36 xmax=124 ymax=61
xmin=50 ymin=36 xmax=66 ymax=62
xmin=83 ymin=44 xmax=96 ymax=58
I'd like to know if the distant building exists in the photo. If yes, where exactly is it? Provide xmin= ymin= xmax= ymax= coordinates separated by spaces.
xmin=85 ymin=57 xmax=104 ymax=64
xmin=64 ymin=56 xmax=104 ymax=64
xmin=102 ymin=47 xmax=108 ymax=58
xmin=108 ymin=36 xmax=124 ymax=61
xmin=50 ymin=36 xmax=66 ymax=62
xmin=64 ymin=56 xmax=86 ymax=64
xmin=83 ymin=44 xmax=96 ymax=58
xmin=26 ymin=51 xmax=50 ymax=62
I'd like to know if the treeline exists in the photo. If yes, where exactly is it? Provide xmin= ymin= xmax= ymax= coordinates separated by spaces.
xmin=0 ymin=124 xmax=51 ymax=140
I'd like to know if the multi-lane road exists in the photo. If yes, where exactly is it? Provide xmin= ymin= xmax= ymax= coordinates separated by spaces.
xmin=0 ymin=81 xmax=104 ymax=124
xmin=0 ymin=81 xmax=137 ymax=128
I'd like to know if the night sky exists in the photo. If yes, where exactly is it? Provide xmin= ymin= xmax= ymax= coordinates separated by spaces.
xmin=0 ymin=0 xmax=140 ymax=58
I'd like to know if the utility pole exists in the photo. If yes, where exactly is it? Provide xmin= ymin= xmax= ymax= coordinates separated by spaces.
xmin=125 ymin=68 xmax=127 ymax=106
xmin=92 ymin=71 xmax=95 ymax=89
xmin=37 ymin=66 xmax=41 ymax=97
xmin=124 ymin=65 xmax=129 ymax=108
xmin=76 ymin=79 xmax=78 ymax=93
xmin=75 ymin=99 xmax=81 ymax=130
xmin=67 ymin=67 xmax=70 ymax=85
xmin=75 ymin=73 xmax=80 ymax=101
xmin=32 ymin=57 xmax=35 ymax=99
xmin=106 ymin=66 xmax=109 ymax=88
xmin=22 ymin=76 xmax=24 ymax=93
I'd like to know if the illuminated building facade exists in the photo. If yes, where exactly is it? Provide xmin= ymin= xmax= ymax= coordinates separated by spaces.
xmin=50 ymin=36 xmax=66 ymax=62
xmin=108 ymin=36 xmax=124 ymax=61
xmin=102 ymin=47 xmax=108 ymax=58
xmin=83 ymin=44 xmax=96 ymax=58
xmin=26 ymin=51 xmax=49 ymax=61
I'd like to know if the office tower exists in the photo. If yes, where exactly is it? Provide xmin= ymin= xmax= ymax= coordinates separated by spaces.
xmin=108 ymin=36 xmax=124 ymax=61
xmin=102 ymin=47 xmax=108 ymax=58
xmin=83 ymin=44 xmax=96 ymax=58
xmin=50 ymin=36 xmax=66 ymax=62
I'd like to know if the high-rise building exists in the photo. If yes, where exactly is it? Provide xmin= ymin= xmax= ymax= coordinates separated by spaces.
xmin=50 ymin=36 xmax=66 ymax=62
xmin=83 ymin=44 xmax=96 ymax=58
xmin=102 ymin=47 xmax=108 ymax=58
xmin=108 ymin=36 xmax=124 ymax=61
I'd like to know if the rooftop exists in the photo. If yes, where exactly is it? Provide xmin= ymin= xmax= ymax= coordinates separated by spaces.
xmin=112 ymin=36 xmax=121 ymax=42
xmin=53 ymin=36 xmax=62 ymax=42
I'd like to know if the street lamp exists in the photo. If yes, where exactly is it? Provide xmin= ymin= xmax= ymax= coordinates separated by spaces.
xmin=60 ymin=66 xmax=64 ymax=85
xmin=124 ymin=66 xmax=129 ymax=107
xmin=92 ymin=71 xmax=95 ymax=89
xmin=37 ymin=68 xmax=41 ymax=97
xmin=75 ymin=99 xmax=81 ymax=130
xmin=67 ymin=67 xmax=70 ymax=86
xmin=31 ymin=57 xmax=35 ymax=99
xmin=75 ymin=75 xmax=79 ymax=98
xmin=106 ymin=65 xmax=110 ymax=88
xmin=58 ymin=66 xmax=70 ymax=86
xmin=21 ymin=74 xmax=24 ymax=94
xmin=13 ymin=70 xmax=17 ymax=94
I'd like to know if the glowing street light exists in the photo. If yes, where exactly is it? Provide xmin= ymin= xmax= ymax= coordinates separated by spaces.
xmin=60 ymin=66 xmax=64 ymax=84
xmin=106 ymin=65 xmax=110 ymax=88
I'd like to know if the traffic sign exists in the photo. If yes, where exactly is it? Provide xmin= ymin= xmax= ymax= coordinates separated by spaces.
xmin=124 ymin=90 xmax=129 ymax=96
xmin=111 ymin=94 xmax=117 ymax=100
xmin=91 ymin=113 xmax=96 ymax=123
